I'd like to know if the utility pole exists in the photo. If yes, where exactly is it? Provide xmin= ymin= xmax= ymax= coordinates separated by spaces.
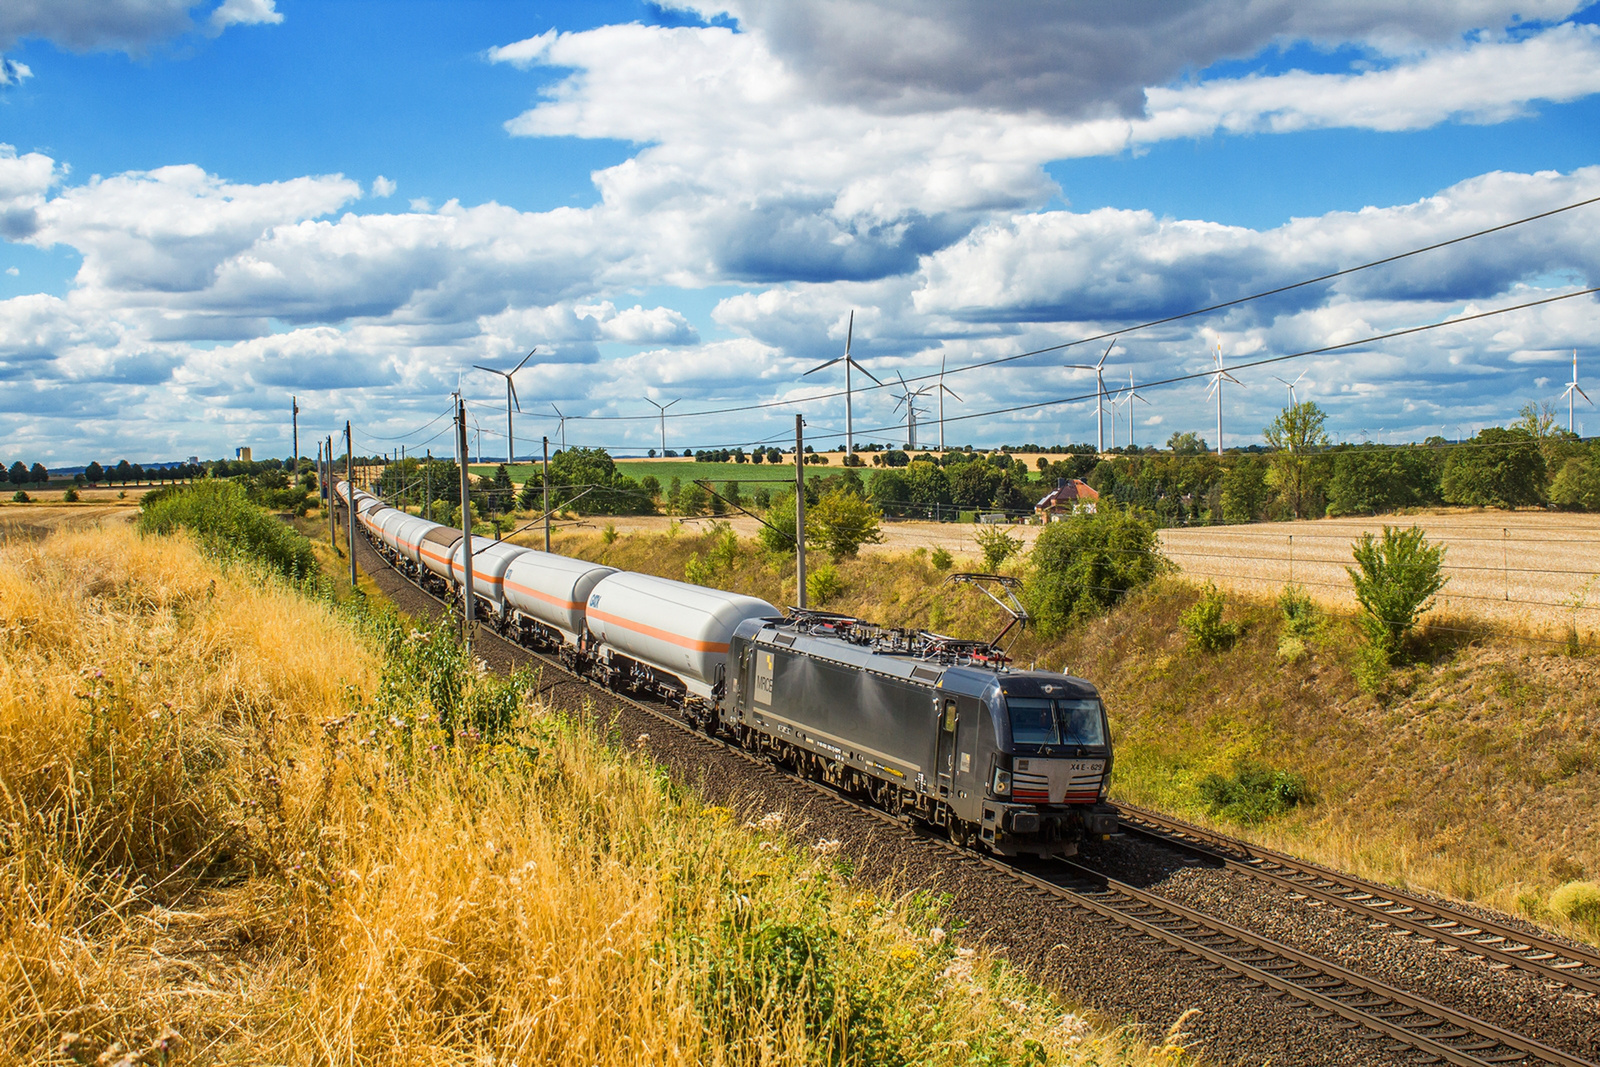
xmin=456 ymin=397 xmax=477 ymax=651
xmin=291 ymin=396 xmax=299 ymax=479
xmin=345 ymin=422 xmax=356 ymax=588
xmin=795 ymin=414 xmax=807 ymax=609
xmin=542 ymin=435 xmax=551 ymax=552
xmin=326 ymin=435 xmax=335 ymax=549
xmin=424 ymin=450 xmax=431 ymax=520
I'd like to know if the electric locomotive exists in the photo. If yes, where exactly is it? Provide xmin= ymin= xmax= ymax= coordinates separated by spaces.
xmin=722 ymin=611 xmax=1118 ymax=858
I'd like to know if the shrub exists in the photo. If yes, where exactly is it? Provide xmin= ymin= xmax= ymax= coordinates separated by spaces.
xmin=1025 ymin=509 xmax=1166 ymax=635
xmin=138 ymin=479 xmax=318 ymax=582
xmin=602 ymin=522 xmax=618 ymax=545
xmin=806 ymin=563 xmax=845 ymax=606
xmin=62 ymin=487 xmax=80 ymax=502
xmin=1550 ymin=881 xmax=1600 ymax=933
xmin=975 ymin=525 xmax=1022 ymax=571
xmin=808 ymin=488 xmax=885 ymax=559
xmin=1346 ymin=525 xmax=1448 ymax=665
xmin=930 ymin=546 xmax=954 ymax=571
xmin=1197 ymin=762 xmax=1311 ymax=824
xmin=1180 ymin=582 xmax=1238 ymax=652
xmin=10 ymin=490 xmax=28 ymax=502
xmin=1276 ymin=584 xmax=1321 ymax=660
xmin=760 ymin=490 xmax=798 ymax=552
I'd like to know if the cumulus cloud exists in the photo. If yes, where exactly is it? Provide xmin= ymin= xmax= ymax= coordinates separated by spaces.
xmin=207 ymin=0 xmax=281 ymax=33
xmin=668 ymin=0 xmax=1590 ymax=117
xmin=371 ymin=175 xmax=396 ymax=198
xmin=0 ymin=57 xmax=30 ymax=85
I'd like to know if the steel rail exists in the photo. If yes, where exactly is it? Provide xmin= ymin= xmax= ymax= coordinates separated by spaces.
xmin=345 ymin=521 xmax=1597 ymax=1067
xmin=1116 ymin=805 xmax=1600 ymax=996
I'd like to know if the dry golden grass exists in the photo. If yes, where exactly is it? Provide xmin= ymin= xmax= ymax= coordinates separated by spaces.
xmin=2 ymin=523 xmax=1184 ymax=1065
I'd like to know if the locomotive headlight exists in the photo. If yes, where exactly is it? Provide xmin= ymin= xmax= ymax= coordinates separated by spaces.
xmin=992 ymin=768 xmax=1011 ymax=795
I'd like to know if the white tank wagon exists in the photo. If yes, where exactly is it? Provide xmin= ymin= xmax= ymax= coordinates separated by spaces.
xmin=502 ymin=551 xmax=617 ymax=651
xmin=448 ymin=539 xmax=531 ymax=620
xmin=417 ymin=525 xmax=463 ymax=590
xmin=583 ymin=572 xmax=778 ymax=707
xmin=388 ymin=513 xmax=435 ymax=570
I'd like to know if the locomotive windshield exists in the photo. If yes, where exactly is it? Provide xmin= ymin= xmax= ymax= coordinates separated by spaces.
xmin=1007 ymin=697 xmax=1106 ymax=747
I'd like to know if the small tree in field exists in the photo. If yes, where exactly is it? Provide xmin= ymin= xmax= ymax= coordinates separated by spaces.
xmin=807 ymin=488 xmax=884 ymax=559
xmin=1346 ymin=526 xmax=1448 ymax=664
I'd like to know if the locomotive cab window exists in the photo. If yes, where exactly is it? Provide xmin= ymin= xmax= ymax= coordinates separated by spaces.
xmin=1007 ymin=697 xmax=1107 ymax=748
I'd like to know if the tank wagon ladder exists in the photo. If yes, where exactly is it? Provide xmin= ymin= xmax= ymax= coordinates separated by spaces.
xmin=1116 ymin=804 xmax=1600 ymax=997
xmin=352 ymin=529 xmax=1595 ymax=1067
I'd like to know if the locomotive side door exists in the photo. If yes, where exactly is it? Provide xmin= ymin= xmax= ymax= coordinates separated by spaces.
xmin=935 ymin=695 xmax=959 ymax=797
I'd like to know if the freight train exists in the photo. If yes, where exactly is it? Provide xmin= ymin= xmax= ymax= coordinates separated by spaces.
xmin=337 ymin=480 xmax=1118 ymax=857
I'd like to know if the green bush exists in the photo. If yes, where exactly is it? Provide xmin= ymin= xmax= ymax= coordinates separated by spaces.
xmin=138 ymin=479 xmax=318 ymax=582
xmin=806 ymin=563 xmax=844 ymax=606
xmin=1180 ymin=582 xmax=1238 ymax=652
xmin=1550 ymin=881 xmax=1600 ymax=933
xmin=1277 ymin=584 xmax=1321 ymax=661
xmin=11 ymin=490 xmax=28 ymax=503
xmin=760 ymin=491 xmax=798 ymax=553
xmin=930 ymin=546 xmax=954 ymax=571
xmin=1024 ymin=509 xmax=1166 ymax=636
xmin=808 ymin=488 xmax=885 ymax=560
xmin=975 ymin=524 xmax=1022 ymax=571
xmin=1197 ymin=761 xmax=1311 ymax=824
xmin=62 ymin=487 xmax=80 ymax=502
xmin=1346 ymin=525 xmax=1448 ymax=665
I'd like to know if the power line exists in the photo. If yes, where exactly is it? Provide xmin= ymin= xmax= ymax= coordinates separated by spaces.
xmin=505 ymin=192 xmax=1600 ymax=426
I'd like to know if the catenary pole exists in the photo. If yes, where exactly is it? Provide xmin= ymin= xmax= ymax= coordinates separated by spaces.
xmin=456 ymin=398 xmax=476 ymax=651
xmin=542 ymin=435 xmax=551 ymax=552
xmin=291 ymin=396 xmax=299 ymax=479
xmin=345 ymin=423 xmax=356 ymax=588
xmin=326 ymin=435 xmax=335 ymax=549
xmin=795 ymin=414 xmax=807 ymax=609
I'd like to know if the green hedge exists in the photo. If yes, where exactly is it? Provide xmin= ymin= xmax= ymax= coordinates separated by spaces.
xmin=138 ymin=480 xmax=317 ymax=582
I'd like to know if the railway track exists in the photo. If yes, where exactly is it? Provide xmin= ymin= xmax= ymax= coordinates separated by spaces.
xmin=349 ymin=524 xmax=1598 ymax=1067
xmin=1117 ymin=805 xmax=1600 ymax=998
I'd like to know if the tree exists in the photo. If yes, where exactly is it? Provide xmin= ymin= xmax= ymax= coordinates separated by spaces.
xmin=899 ymin=461 xmax=952 ymax=515
xmin=7 ymin=461 xmax=26 ymax=485
xmin=759 ymin=490 xmax=797 ymax=552
xmin=1549 ymin=447 xmax=1600 ymax=511
xmin=85 ymin=461 xmax=104 ymax=486
xmin=487 ymin=464 xmax=515 ymax=514
xmin=1440 ymin=427 xmax=1545 ymax=508
xmin=1219 ymin=456 xmax=1268 ymax=524
xmin=1325 ymin=447 xmax=1441 ymax=516
xmin=1168 ymin=431 xmax=1207 ymax=455
xmin=1025 ymin=509 xmax=1167 ymax=636
xmin=114 ymin=459 xmax=133 ymax=485
xmin=1263 ymin=402 xmax=1330 ymax=519
xmin=951 ymin=460 xmax=1004 ymax=509
xmin=807 ymin=488 xmax=885 ymax=559
xmin=30 ymin=462 xmax=48 ymax=484
xmin=130 ymin=463 xmax=145 ymax=485
xmin=1346 ymin=526 xmax=1448 ymax=664
xmin=869 ymin=469 xmax=911 ymax=517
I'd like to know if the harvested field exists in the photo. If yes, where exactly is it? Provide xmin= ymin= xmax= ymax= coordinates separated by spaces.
xmin=1159 ymin=511 xmax=1600 ymax=639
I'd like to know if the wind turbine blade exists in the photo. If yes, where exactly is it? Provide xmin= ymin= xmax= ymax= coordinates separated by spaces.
xmin=804 ymin=356 xmax=845 ymax=375
xmin=472 ymin=365 xmax=502 ymax=376
xmin=1293 ymin=370 xmax=1307 ymax=386
xmin=942 ymin=385 xmax=962 ymax=402
xmin=1097 ymin=340 xmax=1114 ymax=369
xmin=1577 ymin=384 xmax=1593 ymax=405
xmin=845 ymin=310 xmax=854 ymax=357
xmin=510 ymin=381 xmax=521 ymax=412
xmin=1223 ymin=371 xmax=1245 ymax=386
xmin=512 ymin=347 xmax=537 ymax=374
xmin=1273 ymin=375 xmax=1291 ymax=387
xmin=853 ymin=361 xmax=884 ymax=386
xmin=551 ymin=403 xmax=563 ymax=418
xmin=1134 ymin=392 xmax=1151 ymax=405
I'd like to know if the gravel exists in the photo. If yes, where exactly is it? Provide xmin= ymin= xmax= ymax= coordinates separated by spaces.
xmin=350 ymin=529 xmax=1585 ymax=1066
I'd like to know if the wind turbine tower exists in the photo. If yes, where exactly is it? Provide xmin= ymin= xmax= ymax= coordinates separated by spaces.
xmin=1559 ymin=349 xmax=1592 ymax=434
xmin=473 ymin=348 xmax=536 ymax=464
xmin=1207 ymin=342 xmax=1244 ymax=457
xmin=1065 ymin=340 xmax=1115 ymax=453
xmin=894 ymin=372 xmax=933 ymax=450
xmin=643 ymin=396 xmax=680 ymax=456
xmin=804 ymin=310 xmax=881 ymax=460
xmin=1124 ymin=370 xmax=1150 ymax=448
xmin=934 ymin=354 xmax=962 ymax=451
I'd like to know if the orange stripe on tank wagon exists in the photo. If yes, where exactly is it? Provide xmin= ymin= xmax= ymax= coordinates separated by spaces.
xmin=588 ymin=607 xmax=730 ymax=653
xmin=503 ymin=579 xmax=582 ymax=611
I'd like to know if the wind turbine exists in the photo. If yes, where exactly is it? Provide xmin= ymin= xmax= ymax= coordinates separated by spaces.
xmin=1206 ymin=342 xmax=1244 ymax=457
xmin=643 ymin=396 xmax=679 ymax=456
xmin=550 ymin=402 xmax=568 ymax=450
xmin=473 ymin=348 xmax=536 ymax=464
xmin=1272 ymin=369 xmax=1306 ymax=408
xmin=1559 ymin=349 xmax=1592 ymax=434
xmin=894 ymin=372 xmax=933 ymax=450
xmin=804 ymin=311 xmax=881 ymax=460
xmin=1065 ymin=340 xmax=1115 ymax=453
xmin=1124 ymin=370 xmax=1150 ymax=449
xmin=934 ymin=353 xmax=962 ymax=451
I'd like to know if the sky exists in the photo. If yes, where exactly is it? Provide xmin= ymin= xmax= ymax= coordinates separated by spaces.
xmin=2 ymin=0 xmax=1599 ymax=465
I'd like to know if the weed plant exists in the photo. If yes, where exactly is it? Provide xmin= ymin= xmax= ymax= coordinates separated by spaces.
xmin=975 ymin=525 xmax=1023 ymax=571
xmin=1180 ymin=582 xmax=1238 ymax=653
xmin=1196 ymin=762 xmax=1311 ymax=824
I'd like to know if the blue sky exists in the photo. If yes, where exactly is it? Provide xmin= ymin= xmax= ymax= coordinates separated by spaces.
xmin=2 ymin=0 xmax=1598 ymax=464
